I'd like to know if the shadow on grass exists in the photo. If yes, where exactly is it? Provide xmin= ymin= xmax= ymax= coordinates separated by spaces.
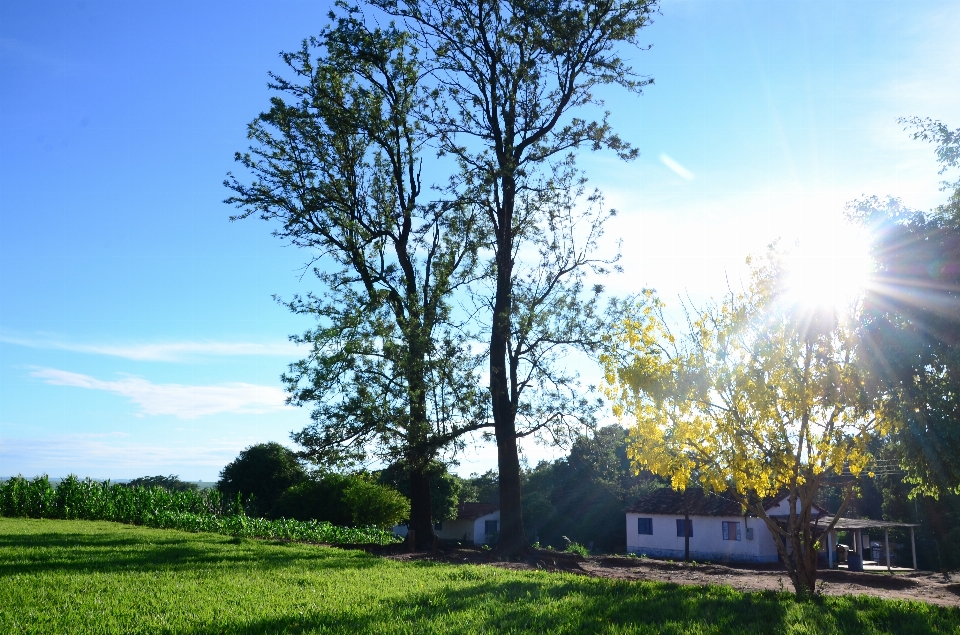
xmin=159 ymin=575 xmax=959 ymax=635
xmin=0 ymin=530 xmax=382 ymax=577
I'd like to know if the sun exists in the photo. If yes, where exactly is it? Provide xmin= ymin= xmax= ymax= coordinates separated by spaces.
xmin=782 ymin=223 xmax=873 ymax=314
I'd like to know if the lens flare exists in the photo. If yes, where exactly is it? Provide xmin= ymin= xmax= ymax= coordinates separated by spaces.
xmin=782 ymin=224 xmax=872 ymax=313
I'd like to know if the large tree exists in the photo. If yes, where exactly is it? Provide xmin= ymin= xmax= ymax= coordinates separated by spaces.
xmin=217 ymin=442 xmax=306 ymax=517
xmin=601 ymin=253 xmax=879 ymax=596
xmin=848 ymin=118 xmax=960 ymax=499
xmin=226 ymin=14 xmax=486 ymax=547
xmin=374 ymin=0 xmax=659 ymax=556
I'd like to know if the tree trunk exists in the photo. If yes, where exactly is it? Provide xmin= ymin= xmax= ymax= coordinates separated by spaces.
xmin=407 ymin=465 xmax=436 ymax=551
xmin=496 ymin=423 xmax=525 ymax=555
xmin=489 ymin=178 xmax=528 ymax=558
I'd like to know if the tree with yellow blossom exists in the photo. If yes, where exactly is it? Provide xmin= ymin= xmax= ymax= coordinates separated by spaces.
xmin=601 ymin=251 xmax=883 ymax=596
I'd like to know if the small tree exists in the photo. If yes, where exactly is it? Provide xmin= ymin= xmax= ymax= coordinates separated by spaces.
xmin=217 ymin=442 xmax=306 ymax=517
xmin=601 ymin=253 xmax=880 ymax=596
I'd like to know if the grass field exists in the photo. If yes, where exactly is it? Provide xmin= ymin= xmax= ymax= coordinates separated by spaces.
xmin=2 ymin=519 xmax=958 ymax=634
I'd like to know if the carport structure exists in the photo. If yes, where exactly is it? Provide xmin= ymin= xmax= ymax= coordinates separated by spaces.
xmin=816 ymin=516 xmax=920 ymax=571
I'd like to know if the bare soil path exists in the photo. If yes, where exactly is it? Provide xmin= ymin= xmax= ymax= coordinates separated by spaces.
xmin=376 ymin=545 xmax=960 ymax=608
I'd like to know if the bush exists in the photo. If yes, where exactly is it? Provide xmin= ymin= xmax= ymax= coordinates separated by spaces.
xmin=272 ymin=473 xmax=410 ymax=529
xmin=343 ymin=478 xmax=410 ymax=528
xmin=271 ymin=476 xmax=352 ymax=526
xmin=565 ymin=542 xmax=590 ymax=557
xmin=217 ymin=443 xmax=306 ymax=517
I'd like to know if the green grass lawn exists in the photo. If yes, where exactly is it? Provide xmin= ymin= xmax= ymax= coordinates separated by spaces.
xmin=1 ymin=518 xmax=957 ymax=634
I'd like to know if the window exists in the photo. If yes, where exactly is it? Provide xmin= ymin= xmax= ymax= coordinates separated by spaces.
xmin=722 ymin=521 xmax=741 ymax=541
xmin=484 ymin=520 xmax=499 ymax=535
xmin=637 ymin=518 xmax=653 ymax=535
xmin=676 ymin=519 xmax=693 ymax=537
xmin=434 ymin=521 xmax=443 ymax=530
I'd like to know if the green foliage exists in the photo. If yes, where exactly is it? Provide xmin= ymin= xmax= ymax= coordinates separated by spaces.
xmin=520 ymin=427 xmax=664 ymax=553
xmin=217 ymin=442 xmax=307 ymax=517
xmin=3 ymin=518 xmax=957 ymax=635
xmin=272 ymin=473 xmax=410 ymax=529
xmin=453 ymin=429 xmax=666 ymax=553
xmin=125 ymin=474 xmax=199 ymax=492
xmin=564 ymin=542 xmax=590 ymax=557
xmin=898 ymin=116 xmax=960 ymax=219
xmin=225 ymin=7 xmax=488 ymax=545
xmin=271 ymin=476 xmax=352 ymax=526
xmin=0 ymin=475 xmax=398 ymax=545
xmin=0 ymin=475 xmax=220 ymax=522
xmin=847 ymin=121 xmax=960 ymax=499
xmin=378 ymin=461 xmax=460 ymax=522
xmin=342 ymin=478 xmax=410 ymax=528
xmin=457 ymin=469 xmax=500 ymax=505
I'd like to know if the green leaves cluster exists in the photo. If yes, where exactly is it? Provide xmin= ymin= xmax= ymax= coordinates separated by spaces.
xmin=846 ymin=119 xmax=960 ymax=499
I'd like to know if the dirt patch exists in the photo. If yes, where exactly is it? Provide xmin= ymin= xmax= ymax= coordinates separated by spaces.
xmin=373 ymin=544 xmax=960 ymax=607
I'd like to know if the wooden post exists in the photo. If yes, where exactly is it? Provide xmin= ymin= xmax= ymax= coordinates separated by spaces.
xmin=884 ymin=528 xmax=891 ymax=572
xmin=910 ymin=527 xmax=917 ymax=570
xmin=827 ymin=530 xmax=833 ymax=569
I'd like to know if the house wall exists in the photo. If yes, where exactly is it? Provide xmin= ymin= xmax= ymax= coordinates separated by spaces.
xmin=625 ymin=513 xmax=779 ymax=563
xmin=394 ymin=510 xmax=501 ymax=546
xmin=472 ymin=511 xmax=500 ymax=545
xmin=436 ymin=520 xmax=475 ymax=543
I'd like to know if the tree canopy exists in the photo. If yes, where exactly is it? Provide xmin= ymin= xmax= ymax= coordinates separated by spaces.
xmin=847 ymin=118 xmax=960 ymax=499
xmin=601 ymin=253 xmax=880 ymax=596
xmin=225 ymin=12 xmax=487 ymax=547
xmin=125 ymin=475 xmax=199 ymax=492
xmin=374 ymin=0 xmax=659 ymax=555
xmin=217 ymin=442 xmax=307 ymax=517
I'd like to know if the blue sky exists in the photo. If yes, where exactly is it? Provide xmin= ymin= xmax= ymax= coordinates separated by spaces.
xmin=2 ymin=0 xmax=958 ymax=480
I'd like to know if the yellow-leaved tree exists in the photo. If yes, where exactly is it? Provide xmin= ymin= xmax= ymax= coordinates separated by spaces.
xmin=601 ymin=252 xmax=884 ymax=596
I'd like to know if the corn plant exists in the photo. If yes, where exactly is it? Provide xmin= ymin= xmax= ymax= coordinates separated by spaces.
xmin=0 ymin=475 xmax=399 ymax=545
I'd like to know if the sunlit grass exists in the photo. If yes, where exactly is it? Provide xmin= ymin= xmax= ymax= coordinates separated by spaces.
xmin=2 ymin=519 xmax=958 ymax=634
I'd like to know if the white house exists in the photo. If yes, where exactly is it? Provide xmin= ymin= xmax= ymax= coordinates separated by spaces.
xmin=625 ymin=488 xmax=828 ymax=563
xmin=394 ymin=502 xmax=500 ymax=545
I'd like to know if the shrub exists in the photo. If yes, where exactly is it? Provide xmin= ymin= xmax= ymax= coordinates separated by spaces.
xmin=565 ymin=542 xmax=590 ymax=557
xmin=272 ymin=473 xmax=410 ymax=529
xmin=270 ymin=476 xmax=352 ymax=526
xmin=343 ymin=478 xmax=410 ymax=528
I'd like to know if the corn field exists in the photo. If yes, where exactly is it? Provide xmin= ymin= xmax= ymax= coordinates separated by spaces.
xmin=0 ymin=475 xmax=400 ymax=545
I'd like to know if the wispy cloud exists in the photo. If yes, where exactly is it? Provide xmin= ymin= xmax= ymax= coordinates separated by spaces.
xmin=0 ymin=433 xmax=256 ymax=478
xmin=659 ymin=153 xmax=695 ymax=180
xmin=0 ymin=333 xmax=302 ymax=362
xmin=30 ymin=368 xmax=290 ymax=419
